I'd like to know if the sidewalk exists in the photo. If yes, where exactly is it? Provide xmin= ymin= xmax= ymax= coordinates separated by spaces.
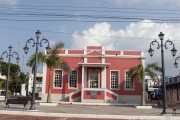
xmin=0 ymin=101 xmax=180 ymax=120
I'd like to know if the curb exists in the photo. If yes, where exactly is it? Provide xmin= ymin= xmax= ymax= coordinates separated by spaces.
xmin=0 ymin=110 xmax=179 ymax=120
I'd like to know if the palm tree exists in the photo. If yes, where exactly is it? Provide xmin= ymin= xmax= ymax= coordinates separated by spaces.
xmin=26 ymin=41 xmax=70 ymax=103
xmin=45 ymin=41 xmax=70 ymax=103
xmin=128 ymin=62 xmax=162 ymax=106
xmin=26 ymin=52 xmax=45 ymax=73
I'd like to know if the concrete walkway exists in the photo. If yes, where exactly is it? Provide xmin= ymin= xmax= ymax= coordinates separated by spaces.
xmin=0 ymin=101 xmax=180 ymax=120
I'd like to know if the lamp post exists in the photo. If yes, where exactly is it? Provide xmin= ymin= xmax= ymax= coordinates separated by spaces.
xmin=15 ymin=71 xmax=20 ymax=96
xmin=23 ymin=30 xmax=50 ymax=110
xmin=148 ymin=32 xmax=177 ymax=114
xmin=0 ymin=45 xmax=20 ymax=102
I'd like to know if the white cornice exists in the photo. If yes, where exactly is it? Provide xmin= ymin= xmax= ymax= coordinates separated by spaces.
xmin=58 ymin=54 xmax=145 ymax=59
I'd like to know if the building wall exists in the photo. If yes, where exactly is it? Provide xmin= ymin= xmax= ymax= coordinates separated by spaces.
xmin=105 ymin=58 xmax=142 ymax=95
xmin=42 ymin=46 xmax=144 ymax=103
xmin=45 ymin=57 xmax=83 ymax=95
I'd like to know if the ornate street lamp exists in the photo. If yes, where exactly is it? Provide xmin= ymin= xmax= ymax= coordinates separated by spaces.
xmin=23 ymin=30 xmax=50 ymax=110
xmin=0 ymin=45 xmax=20 ymax=102
xmin=148 ymin=32 xmax=177 ymax=114
xmin=174 ymin=56 xmax=180 ymax=69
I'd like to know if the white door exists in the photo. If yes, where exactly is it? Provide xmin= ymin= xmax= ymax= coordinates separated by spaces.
xmin=89 ymin=70 xmax=100 ymax=88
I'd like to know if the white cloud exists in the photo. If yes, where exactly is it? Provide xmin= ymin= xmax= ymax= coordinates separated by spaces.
xmin=0 ymin=0 xmax=19 ymax=5
xmin=72 ymin=20 xmax=180 ymax=76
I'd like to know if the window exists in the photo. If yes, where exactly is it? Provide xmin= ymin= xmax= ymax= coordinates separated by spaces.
xmin=54 ymin=70 xmax=62 ymax=88
xmin=125 ymin=71 xmax=134 ymax=90
xmin=110 ymin=71 xmax=119 ymax=89
xmin=69 ymin=70 xmax=78 ymax=88
xmin=89 ymin=70 xmax=99 ymax=88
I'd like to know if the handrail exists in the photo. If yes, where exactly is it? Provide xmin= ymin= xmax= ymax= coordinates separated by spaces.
xmin=106 ymin=89 xmax=119 ymax=101
xmin=69 ymin=89 xmax=81 ymax=102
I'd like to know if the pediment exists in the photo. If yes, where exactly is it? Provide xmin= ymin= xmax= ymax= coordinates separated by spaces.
xmin=86 ymin=50 xmax=103 ymax=56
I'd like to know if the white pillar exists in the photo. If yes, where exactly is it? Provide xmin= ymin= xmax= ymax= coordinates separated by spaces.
xmin=81 ymin=66 xmax=86 ymax=102
xmin=102 ymin=67 xmax=107 ymax=103
xmin=82 ymin=66 xmax=85 ymax=88
xmin=101 ymin=67 xmax=106 ymax=88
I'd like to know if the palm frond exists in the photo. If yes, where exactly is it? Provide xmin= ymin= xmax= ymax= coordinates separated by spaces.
xmin=50 ymin=41 xmax=64 ymax=54
xmin=26 ymin=52 xmax=46 ymax=72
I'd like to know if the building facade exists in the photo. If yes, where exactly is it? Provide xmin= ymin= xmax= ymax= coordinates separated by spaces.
xmin=166 ymin=75 xmax=180 ymax=101
xmin=42 ymin=46 xmax=145 ymax=104
xmin=21 ymin=72 xmax=43 ymax=97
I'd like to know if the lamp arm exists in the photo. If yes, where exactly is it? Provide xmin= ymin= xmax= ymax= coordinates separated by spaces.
xmin=40 ymin=38 xmax=50 ymax=47
xmin=1 ymin=51 xmax=8 ymax=58
xmin=165 ymin=39 xmax=175 ymax=49
xmin=175 ymin=56 xmax=180 ymax=63
xmin=150 ymin=39 xmax=160 ymax=49
xmin=26 ymin=38 xmax=36 ymax=47
xmin=12 ymin=51 xmax=19 ymax=58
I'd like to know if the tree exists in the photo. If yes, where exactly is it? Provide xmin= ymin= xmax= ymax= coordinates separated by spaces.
xmin=0 ymin=62 xmax=26 ymax=94
xmin=128 ymin=62 xmax=162 ymax=106
xmin=26 ymin=41 xmax=70 ymax=103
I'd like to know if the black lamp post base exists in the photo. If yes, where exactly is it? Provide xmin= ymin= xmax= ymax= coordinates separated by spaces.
xmin=29 ymin=104 xmax=36 ymax=110
xmin=161 ymin=111 xmax=167 ymax=115
xmin=161 ymin=108 xmax=172 ymax=115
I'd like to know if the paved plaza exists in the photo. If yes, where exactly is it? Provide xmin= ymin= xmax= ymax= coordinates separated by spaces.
xmin=0 ymin=101 xmax=180 ymax=120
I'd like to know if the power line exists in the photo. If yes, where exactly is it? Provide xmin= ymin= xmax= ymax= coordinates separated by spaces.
xmin=1 ymin=4 xmax=180 ymax=12
xmin=0 ymin=25 xmax=179 ymax=42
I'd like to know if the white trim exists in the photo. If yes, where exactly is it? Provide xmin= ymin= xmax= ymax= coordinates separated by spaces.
xmin=84 ymin=47 xmax=87 ymax=63
xmin=82 ymin=66 xmax=84 ymax=88
xmin=102 ymin=58 xmax=105 ymax=63
xmin=69 ymin=89 xmax=81 ymax=102
xmin=58 ymin=54 xmax=144 ymax=59
xmin=106 ymin=89 xmax=119 ymax=101
xmin=83 ymin=88 xmax=106 ymax=91
xmin=42 ymin=63 xmax=47 ymax=94
xmin=65 ymin=50 xmax=68 ymax=54
xmin=53 ymin=69 xmax=63 ymax=89
xmin=79 ymin=63 xmax=110 ymax=67
xmin=102 ymin=47 xmax=105 ymax=54
xmin=68 ymin=69 xmax=78 ymax=89
xmin=84 ymin=46 xmax=87 ymax=54
xmin=101 ymin=67 xmax=106 ymax=88
xmin=110 ymin=70 xmax=120 ymax=90
xmin=86 ymin=50 xmax=103 ymax=55
xmin=84 ymin=58 xmax=87 ymax=63
xmin=121 ymin=51 xmax=124 ymax=56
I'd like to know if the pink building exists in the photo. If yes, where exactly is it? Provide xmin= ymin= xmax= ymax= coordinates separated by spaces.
xmin=42 ymin=46 xmax=145 ymax=104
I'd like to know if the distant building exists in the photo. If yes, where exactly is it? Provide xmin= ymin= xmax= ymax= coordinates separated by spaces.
xmin=0 ymin=74 xmax=6 ymax=81
xmin=21 ymin=72 xmax=43 ymax=97
xmin=0 ymin=74 xmax=6 ymax=95
xmin=166 ymin=75 xmax=180 ymax=101
xmin=41 ymin=46 xmax=145 ymax=104
xmin=145 ymin=75 xmax=162 ymax=100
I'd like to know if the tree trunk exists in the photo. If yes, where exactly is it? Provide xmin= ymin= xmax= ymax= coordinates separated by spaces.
xmin=141 ymin=80 xmax=145 ymax=106
xmin=47 ymin=67 xmax=52 ymax=103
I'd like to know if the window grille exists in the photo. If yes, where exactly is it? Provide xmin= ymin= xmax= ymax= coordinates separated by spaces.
xmin=125 ymin=71 xmax=134 ymax=90
xmin=69 ymin=70 xmax=78 ymax=88
xmin=110 ymin=71 xmax=119 ymax=89
xmin=54 ymin=70 xmax=62 ymax=88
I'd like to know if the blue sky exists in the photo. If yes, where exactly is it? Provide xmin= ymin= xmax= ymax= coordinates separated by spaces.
xmin=0 ymin=0 xmax=180 ymax=76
